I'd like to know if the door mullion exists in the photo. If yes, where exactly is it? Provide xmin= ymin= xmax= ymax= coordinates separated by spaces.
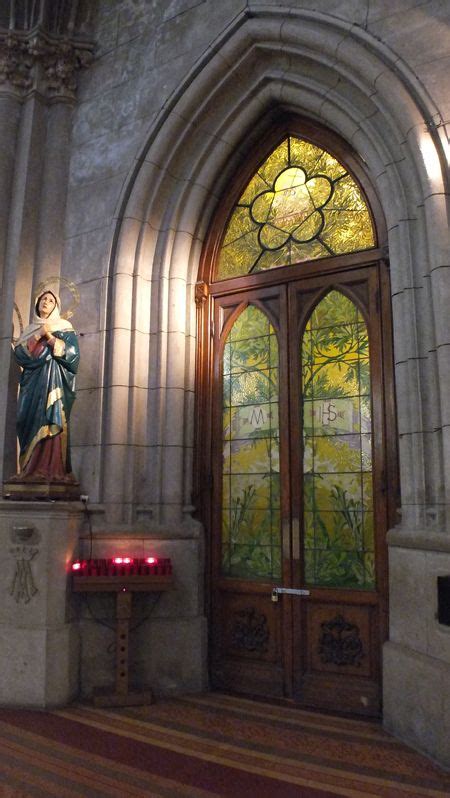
xmin=279 ymin=283 xmax=293 ymax=582
xmin=286 ymin=281 xmax=306 ymax=698
xmin=287 ymin=282 xmax=303 ymax=587
xmin=277 ymin=282 xmax=294 ymax=696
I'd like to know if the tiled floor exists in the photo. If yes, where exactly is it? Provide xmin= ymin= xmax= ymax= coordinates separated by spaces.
xmin=0 ymin=693 xmax=449 ymax=797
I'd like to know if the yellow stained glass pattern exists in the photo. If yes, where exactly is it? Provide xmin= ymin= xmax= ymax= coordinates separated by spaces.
xmin=302 ymin=291 xmax=375 ymax=589
xmin=216 ymin=136 xmax=375 ymax=279
xmin=222 ymin=305 xmax=281 ymax=579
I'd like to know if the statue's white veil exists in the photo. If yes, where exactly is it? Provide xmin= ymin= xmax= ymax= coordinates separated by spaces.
xmin=15 ymin=290 xmax=74 ymax=347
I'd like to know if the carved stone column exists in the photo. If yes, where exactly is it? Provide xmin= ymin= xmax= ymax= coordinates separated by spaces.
xmin=0 ymin=10 xmax=94 ymax=481
xmin=0 ymin=92 xmax=22 ymax=483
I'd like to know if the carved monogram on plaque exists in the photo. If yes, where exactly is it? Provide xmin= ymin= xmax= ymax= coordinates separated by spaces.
xmin=9 ymin=544 xmax=39 ymax=604
xmin=231 ymin=607 xmax=270 ymax=653
xmin=318 ymin=614 xmax=364 ymax=667
xmin=9 ymin=527 xmax=40 ymax=604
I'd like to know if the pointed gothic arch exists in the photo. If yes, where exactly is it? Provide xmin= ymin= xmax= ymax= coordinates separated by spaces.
xmin=105 ymin=9 xmax=447 ymax=536
xmin=196 ymin=116 xmax=395 ymax=713
xmin=100 ymin=5 xmax=449 ymax=754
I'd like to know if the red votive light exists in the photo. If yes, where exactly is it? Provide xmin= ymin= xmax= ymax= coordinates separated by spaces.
xmin=71 ymin=556 xmax=171 ymax=577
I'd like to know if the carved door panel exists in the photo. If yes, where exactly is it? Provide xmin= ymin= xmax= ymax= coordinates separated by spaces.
xmin=209 ymin=266 xmax=390 ymax=716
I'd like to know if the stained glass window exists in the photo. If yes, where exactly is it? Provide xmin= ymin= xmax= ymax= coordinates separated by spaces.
xmin=302 ymin=291 xmax=374 ymax=589
xmin=222 ymin=306 xmax=281 ymax=579
xmin=216 ymin=137 xmax=375 ymax=280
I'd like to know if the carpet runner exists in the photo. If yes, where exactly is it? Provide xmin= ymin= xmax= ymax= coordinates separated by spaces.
xmin=0 ymin=692 xmax=449 ymax=797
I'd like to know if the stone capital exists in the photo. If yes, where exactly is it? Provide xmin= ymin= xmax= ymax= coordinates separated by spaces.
xmin=0 ymin=26 xmax=93 ymax=102
xmin=0 ymin=30 xmax=32 ymax=92
xmin=195 ymin=281 xmax=209 ymax=306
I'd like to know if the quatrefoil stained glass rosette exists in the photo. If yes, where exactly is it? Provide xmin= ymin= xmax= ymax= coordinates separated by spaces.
xmin=250 ymin=167 xmax=332 ymax=251
xmin=216 ymin=136 xmax=375 ymax=279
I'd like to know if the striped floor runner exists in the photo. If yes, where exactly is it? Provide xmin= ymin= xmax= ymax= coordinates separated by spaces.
xmin=0 ymin=692 xmax=449 ymax=797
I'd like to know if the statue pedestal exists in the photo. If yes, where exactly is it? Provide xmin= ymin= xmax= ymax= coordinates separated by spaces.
xmin=3 ymin=479 xmax=80 ymax=501
xmin=0 ymin=500 xmax=83 ymax=708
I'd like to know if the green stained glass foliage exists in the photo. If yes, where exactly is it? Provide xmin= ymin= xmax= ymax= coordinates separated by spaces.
xmin=216 ymin=136 xmax=375 ymax=280
xmin=222 ymin=305 xmax=281 ymax=580
xmin=302 ymin=291 xmax=375 ymax=589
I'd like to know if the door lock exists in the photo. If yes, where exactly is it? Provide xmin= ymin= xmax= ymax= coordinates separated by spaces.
xmin=271 ymin=586 xmax=310 ymax=602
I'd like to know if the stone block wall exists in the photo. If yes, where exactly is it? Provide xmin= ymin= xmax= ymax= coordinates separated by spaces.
xmin=0 ymin=0 xmax=449 ymax=768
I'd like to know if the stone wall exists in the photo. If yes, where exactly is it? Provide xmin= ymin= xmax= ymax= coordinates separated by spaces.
xmin=0 ymin=0 xmax=449 ymax=767
xmin=58 ymin=0 xmax=450 ymax=530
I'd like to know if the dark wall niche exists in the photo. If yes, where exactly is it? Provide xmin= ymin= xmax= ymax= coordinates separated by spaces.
xmin=437 ymin=576 xmax=450 ymax=626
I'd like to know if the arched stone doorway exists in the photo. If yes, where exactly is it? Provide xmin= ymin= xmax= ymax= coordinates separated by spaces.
xmin=195 ymin=117 xmax=397 ymax=715
xmin=107 ymin=5 xmax=449 ymax=759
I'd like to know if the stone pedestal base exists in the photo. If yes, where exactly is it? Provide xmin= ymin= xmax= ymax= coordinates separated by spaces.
xmin=3 ymin=479 xmax=80 ymax=501
xmin=0 ymin=500 xmax=84 ymax=707
xmin=0 ymin=624 xmax=79 ymax=707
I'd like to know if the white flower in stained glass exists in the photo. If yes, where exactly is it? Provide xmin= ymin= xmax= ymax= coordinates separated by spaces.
xmin=250 ymin=167 xmax=332 ymax=250
xmin=216 ymin=136 xmax=376 ymax=279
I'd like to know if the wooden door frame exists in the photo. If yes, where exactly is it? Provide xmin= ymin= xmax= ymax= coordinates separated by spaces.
xmin=193 ymin=115 xmax=398 ymax=710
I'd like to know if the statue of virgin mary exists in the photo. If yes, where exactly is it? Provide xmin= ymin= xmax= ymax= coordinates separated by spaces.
xmin=9 ymin=289 xmax=80 ymax=494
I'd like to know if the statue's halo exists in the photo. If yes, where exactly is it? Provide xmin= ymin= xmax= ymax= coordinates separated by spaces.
xmin=35 ymin=276 xmax=80 ymax=320
xmin=12 ymin=302 xmax=24 ymax=344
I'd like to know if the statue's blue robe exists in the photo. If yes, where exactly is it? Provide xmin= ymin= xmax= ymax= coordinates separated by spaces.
xmin=14 ymin=330 xmax=80 ymax=471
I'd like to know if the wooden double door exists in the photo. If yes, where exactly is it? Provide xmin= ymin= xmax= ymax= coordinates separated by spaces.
xmin=204 ymin=261 xmax=396 ymax=716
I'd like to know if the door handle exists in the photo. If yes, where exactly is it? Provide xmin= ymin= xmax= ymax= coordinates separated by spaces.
xmin=271 ymin=586 xmax=310 ymax=602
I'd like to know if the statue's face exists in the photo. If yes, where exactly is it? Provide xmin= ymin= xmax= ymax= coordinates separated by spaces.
xmin=38 ymin=292 xmax=56 ymax=319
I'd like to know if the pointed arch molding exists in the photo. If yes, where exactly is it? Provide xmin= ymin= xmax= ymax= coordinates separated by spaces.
xmin=105 ymin=6 xmax=449 ymax=531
